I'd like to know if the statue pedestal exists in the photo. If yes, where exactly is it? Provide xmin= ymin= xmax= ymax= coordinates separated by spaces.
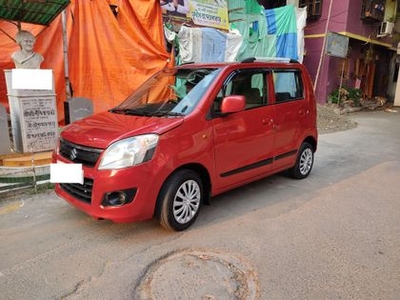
xmin=5 ymin=69 xmax=58 ymax=153
xmin=0 ymin=104 xmax=11 ymax=155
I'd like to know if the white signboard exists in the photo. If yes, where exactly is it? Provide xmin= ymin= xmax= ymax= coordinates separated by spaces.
xmin=325 ymin=32 xmax=349 ymax=58
xmin=11 ymin=69 xmax=53 ymax=90
xmin=50 ymin=163 xmax=84 ymax=184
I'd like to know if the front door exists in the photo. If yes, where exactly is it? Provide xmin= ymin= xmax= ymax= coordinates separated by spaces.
xmin=211 ymin=69 xmax=275 ymax=189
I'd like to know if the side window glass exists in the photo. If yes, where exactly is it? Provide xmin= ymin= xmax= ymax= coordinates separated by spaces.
xmin=216 ymin=70 xmax=267 ymax=110
xmin=273 ymin=70 xmax=304 ymax=103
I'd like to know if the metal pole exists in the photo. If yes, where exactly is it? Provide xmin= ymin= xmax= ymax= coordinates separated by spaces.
xmin=338 ymin=61 xmax=345 ymax=106
xmin=62 ymin=10 xmax=72 ymax=99
xmin=31 ymin=148 xmax=37 ymax=193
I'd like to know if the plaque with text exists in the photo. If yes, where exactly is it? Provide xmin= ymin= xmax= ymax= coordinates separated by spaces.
xmin=19 ymin=96 xmax=58 ymax=152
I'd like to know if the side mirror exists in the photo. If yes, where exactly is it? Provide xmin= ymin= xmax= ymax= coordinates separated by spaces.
xmin=220 ymin=95 xmax=245 ymax=114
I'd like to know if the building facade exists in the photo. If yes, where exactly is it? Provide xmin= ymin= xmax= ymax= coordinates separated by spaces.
xmin=300 ymin=0 xmax=399 ymax=104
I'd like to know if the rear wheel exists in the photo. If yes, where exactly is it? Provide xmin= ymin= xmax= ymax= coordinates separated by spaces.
xmin=290 ymin=142 xmax=314 ymax=179
xmin=157 ymin=169 xmax=203 ymax=231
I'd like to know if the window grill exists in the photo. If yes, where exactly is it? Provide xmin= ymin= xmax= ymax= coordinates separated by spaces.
xmin=360 ymin=0 xmax=385 ymax=23
xmin=299 ymin=0 xmax=322 ymax=20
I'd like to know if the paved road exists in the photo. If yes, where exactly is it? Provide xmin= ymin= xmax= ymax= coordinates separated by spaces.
xmin=1 ymin=110 xmax=400 ymax=299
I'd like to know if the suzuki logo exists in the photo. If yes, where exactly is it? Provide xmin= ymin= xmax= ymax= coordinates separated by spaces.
xmin=70 ymin=148 xmax=78 ymax=161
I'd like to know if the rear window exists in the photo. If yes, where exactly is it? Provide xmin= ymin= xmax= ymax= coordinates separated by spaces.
xmin=273 ymin=69 xmax=304 ymax=103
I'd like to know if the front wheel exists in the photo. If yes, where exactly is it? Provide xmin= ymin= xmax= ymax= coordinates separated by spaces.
xmin=156 ymin=169 xmax=203 ymax=231
xmin=289 ymin=142 xmax=314 ymax=179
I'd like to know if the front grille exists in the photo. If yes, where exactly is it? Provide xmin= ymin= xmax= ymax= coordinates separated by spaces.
xmin=59 ymin=138 xmax=103 ymax=167
xmin=60 ymin=178 xmax=94 ymax=204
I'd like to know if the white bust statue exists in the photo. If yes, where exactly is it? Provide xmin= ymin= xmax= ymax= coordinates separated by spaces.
xmin=11 ymin=30 xmax=44 ymax=69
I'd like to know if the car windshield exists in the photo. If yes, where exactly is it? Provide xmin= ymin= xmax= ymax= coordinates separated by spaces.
xmin=110 ymin=67 xmax=221 ymax=117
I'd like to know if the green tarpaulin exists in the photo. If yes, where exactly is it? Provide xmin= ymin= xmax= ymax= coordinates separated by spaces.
xmin=0 ymin=0 xmax=70 ymax=26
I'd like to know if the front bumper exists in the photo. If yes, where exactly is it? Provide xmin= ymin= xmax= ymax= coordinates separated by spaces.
xmin=53 ymin=153 xmax=168 ymax=223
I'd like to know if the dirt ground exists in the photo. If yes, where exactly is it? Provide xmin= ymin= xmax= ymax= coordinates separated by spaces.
xmin=317 ymin=104 xmax=358 ymax=134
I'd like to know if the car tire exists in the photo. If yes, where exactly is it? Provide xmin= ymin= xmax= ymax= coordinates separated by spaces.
xmin=157 ymin=169 xmax=203 ymax=231
xmin=289 ymin=142 xmax=314 ymax=179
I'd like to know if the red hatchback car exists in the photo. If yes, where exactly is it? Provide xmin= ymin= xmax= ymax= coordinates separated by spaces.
xmin=52 ymin=58 xmax=318 ymax=231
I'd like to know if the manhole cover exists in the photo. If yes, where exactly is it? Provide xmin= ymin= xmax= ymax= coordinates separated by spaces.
xmin=134 ymin=249 xmax=259 ymax=300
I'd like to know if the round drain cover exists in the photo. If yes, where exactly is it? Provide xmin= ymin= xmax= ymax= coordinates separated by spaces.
xmin=135 ymin=249 xmax=259 ymax=299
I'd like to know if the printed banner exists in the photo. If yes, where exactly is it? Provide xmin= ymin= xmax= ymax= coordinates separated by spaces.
xmin=161 ymin=0 xmax=229 ymax=31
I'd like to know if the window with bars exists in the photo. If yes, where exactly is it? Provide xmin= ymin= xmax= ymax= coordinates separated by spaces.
xmin=360 ymin=0 xmax=385 ymax=22
xmin=299 ymin=0 xmax=322 ymax=20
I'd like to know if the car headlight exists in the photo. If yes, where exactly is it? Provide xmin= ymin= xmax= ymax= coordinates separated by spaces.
xmin=98 ymin=134 xmax=159 ymax=170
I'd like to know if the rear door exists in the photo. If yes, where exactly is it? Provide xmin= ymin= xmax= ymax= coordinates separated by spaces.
xmin=271 ymin=68 xmax=308 ymax=170
xmin=211 ymin=69 xmax=275 ymax=189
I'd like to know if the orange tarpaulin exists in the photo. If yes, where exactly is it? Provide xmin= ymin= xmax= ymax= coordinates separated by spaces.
xmin=0 ymin=0 xmax=172 ymax=124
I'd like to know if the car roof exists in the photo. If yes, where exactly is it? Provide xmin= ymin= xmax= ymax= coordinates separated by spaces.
xmin=176 ymin=57 xmax=302 ymax=70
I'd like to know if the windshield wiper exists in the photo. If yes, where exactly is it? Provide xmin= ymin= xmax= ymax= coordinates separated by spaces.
xmin=109 ymin=108 xmax=153 ymax=116
xmin=151 ymin=111 xmax=185 ymax=117
xmin=109 ymin=108 xmax=183 ymax=117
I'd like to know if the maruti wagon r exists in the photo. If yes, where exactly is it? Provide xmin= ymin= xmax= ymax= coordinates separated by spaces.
xmin=52 ymin=57 xmax=318 ymax=231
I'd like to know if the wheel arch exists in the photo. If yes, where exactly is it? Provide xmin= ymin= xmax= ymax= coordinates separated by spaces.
xmin=179 ymin=164 xmax=212 ymax=205
xmin=154 ymin=163 xmax=212 ymax=217
xmin=303 ymin=135 xmax=317 ymax=152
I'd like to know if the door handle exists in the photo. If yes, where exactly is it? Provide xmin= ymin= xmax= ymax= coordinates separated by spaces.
xmin=262 ymin=118 xmax=274 ymax=125
xmin=299 ymin=109 xmax=308 ymax=117
xmin=262 ymin=119 xmax=275 ymax=130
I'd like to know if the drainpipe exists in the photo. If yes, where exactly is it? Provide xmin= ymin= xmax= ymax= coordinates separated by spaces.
xmin=313 ymin=0 xmax=334 ymax=98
